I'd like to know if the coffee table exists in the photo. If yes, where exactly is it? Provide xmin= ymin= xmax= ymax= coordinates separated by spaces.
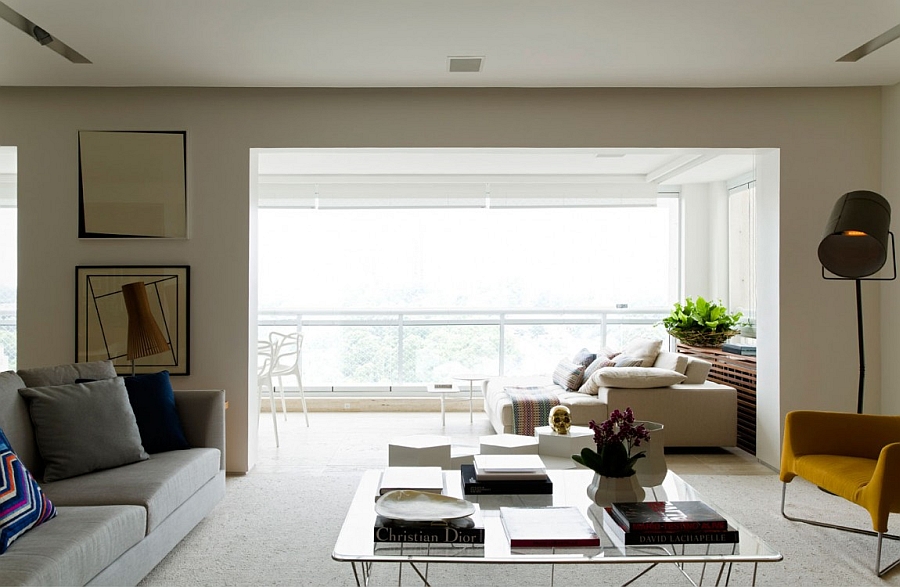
xmin=332 ymin=469 xmax=781 ymax=586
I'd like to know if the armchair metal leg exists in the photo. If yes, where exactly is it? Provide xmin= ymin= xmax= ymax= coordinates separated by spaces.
xmin=782 ymin=483 xmax=900 ymax=576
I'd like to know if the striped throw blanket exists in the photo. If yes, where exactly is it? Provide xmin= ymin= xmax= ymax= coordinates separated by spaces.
xmin=505 ymin=386 xmax=561 ymax=436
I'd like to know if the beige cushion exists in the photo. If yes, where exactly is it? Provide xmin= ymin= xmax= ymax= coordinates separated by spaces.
xmin=683 ymin=358 xmax=712 ymax=384
xmin=621 ymin=338 xmax=663 ymax=367
xmin=593 ymin=367 xmax=686 ymax=389
xmin=653 ymin=351 xmax=690 ymax=374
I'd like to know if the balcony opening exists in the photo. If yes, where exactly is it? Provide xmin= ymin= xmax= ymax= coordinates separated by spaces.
xmin=251 ymin=148 xmax=757 ymax=402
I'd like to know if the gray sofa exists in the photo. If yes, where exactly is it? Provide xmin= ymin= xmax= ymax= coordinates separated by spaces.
xmin=0 ymin=361 xmax=226 ymax=586
xmin=483 ymin=350 xmax=738 ymax=447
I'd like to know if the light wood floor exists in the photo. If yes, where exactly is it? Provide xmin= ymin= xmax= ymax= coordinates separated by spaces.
xmin=253 ymin=409 xmax=773 ymax=477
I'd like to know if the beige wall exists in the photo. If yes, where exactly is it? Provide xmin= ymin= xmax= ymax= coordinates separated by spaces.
xmin=0 ymin=86 xmax=883 ymax=471
xmin=881 ymin=82 xmax=900 ymax=417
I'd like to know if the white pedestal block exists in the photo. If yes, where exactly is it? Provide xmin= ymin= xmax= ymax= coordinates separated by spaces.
xmin=388 ymin=435 xmax=452 ymax=469
xmin=534 ymin=425 xmax=594 ymax=458
xmin=479 ymin=434 xmax=539 ymax=455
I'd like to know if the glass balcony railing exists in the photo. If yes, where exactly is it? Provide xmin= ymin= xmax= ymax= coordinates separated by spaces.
xmin=258 ymin=307 xmax=669 ymax=393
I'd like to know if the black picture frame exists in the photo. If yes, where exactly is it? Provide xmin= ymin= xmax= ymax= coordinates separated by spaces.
xmin=75 ymin=265 xmax=190 ymax=375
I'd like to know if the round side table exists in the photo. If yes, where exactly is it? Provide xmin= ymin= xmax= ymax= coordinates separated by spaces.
xmin=452 ymin=374 xmax=491 ymax=423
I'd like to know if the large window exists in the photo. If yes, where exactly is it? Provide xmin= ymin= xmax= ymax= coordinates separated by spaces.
xmin=0 ymin=147 xmax=16 ymax=370
xmin=258 ymin=202 xmax=677 ymax=388
xmin=727 ymin=175 xmax=756 ymax=333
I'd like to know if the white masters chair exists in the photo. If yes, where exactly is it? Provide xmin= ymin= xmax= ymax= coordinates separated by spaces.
xmin=269 ymin=331 xmax=309 ymax=427
xmin=257 ymin=339 xmax=280 ymax=447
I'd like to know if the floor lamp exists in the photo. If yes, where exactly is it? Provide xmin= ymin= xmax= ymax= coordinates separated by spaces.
xmin=121 ymin=281 xmax=171 ymax=376
xmin=818 ymin=190 xmax=896 ymax=413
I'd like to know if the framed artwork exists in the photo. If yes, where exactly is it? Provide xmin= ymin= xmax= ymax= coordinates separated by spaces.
xmin=78 ymin=130 xmax=188 ymax=238
xmin=76 ymin=266 xmax=190 ymax=375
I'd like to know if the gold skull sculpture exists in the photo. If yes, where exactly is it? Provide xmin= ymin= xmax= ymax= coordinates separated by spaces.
xmin=548 ymin=405 xmax=572 ymax=434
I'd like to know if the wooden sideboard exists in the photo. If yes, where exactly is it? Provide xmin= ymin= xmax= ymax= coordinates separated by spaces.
xmin=676 ymin=344 xmax=757 ymax=455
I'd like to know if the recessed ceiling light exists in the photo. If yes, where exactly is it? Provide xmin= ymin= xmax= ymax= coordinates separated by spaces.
xmin=447 ymin=56 xmax=484 ymax=73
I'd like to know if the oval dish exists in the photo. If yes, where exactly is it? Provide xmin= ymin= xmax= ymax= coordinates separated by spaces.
xmin=375 ymin=490 xmax=476 ymax=521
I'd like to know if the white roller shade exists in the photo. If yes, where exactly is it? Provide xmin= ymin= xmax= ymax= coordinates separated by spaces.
xmin=488 ymin=183 xmax=659 ymax=208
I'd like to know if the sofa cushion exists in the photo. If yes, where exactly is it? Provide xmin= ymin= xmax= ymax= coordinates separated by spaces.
xmin=123 ymin=371 xmax=190 ymax=454
xmin=42 ymin=448 xmax=221 ymax=533
xmin=19 ymin=379 xmax=148 ymax=482
xmin=571 ymin=348 xmax=597 ymax=369
xmin=683 ymin=357 xmax=713 ymax=384
xmin=0 ymin=427 xmax=56 ymax=554
xmin=652 ymin=351 xmax=690 ymax=374
xmin=583 ymin=356 xmax=615 ymax=380
xmin=552 ymin=359 xmax=585 ymax=392
xmin=0 ymin=505 xmax=145 ymax=586
xmin=593 ymin=367 xmax=686 ymax=388
xmin=0 ymin=371 xmax=41 ymax=476
xmin=613 ymin=355 xmax=644 ymax=367
xmin=17 ymin=360 xmax=117 ymax=388
xmin=621 ymin=338 xmax=663 ymax=367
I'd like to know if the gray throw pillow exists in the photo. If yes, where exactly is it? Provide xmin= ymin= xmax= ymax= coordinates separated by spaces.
xmin=18 ymin=360 xmax=117 ymax=387
xmin=19 ymin=378 xmax=149 ymax=482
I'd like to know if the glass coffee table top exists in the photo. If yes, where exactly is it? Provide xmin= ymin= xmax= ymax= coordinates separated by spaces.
xmin=333 ymin=468 xmax=781 ymax=572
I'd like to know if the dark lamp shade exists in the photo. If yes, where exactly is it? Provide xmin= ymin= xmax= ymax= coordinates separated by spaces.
xmin=818 ymin=190 xmax=892 ymax=278
xmin=121 ymin=281 xmax=171 ymax=361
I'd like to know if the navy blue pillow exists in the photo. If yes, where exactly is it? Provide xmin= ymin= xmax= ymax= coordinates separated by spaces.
xmin=123 ymin=371 xmax=189 ymax=453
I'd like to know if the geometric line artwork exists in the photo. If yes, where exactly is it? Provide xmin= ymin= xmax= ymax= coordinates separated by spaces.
xmin=76 ymin=265 xmax=190 ymax=375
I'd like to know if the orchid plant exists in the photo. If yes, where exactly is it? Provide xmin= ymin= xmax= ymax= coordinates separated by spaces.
xmin=572 ymin=407 xmax=650 ymax=478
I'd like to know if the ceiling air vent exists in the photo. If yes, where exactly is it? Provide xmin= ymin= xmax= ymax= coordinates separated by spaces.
xmin=447 ymin=56 xmax=484 ymax=73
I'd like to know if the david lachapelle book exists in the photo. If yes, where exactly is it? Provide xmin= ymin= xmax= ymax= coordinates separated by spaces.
xmin=600 ymin=508 xmax=739 ymax=546
xmin=611 ymin=501 xmax=728 ymax=533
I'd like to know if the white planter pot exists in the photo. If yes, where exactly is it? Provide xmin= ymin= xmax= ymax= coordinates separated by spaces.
xmin=633 ymin=421 xmax=667 ymax=487
xmin=587 ymin=472 xmax=645 ymax=506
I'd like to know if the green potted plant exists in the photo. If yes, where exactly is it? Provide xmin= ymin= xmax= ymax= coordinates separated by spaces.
xmin=660 ymin=296 xmax=743 ymax=348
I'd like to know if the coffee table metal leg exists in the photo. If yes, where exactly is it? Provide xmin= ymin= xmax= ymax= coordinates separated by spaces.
xmin=440 ymin=393 xmax=446 ymax=427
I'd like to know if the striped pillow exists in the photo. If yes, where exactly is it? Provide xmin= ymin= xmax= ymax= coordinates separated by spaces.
xmin=583 ymin=356 xmax=616 ymax=379
xmin=571 ymin=348 xmax=597 ymax=369
xmin=552 ymin=359 xmax=585 ymax=392
xmin=0 ymin=427 xmax=56 ymax=553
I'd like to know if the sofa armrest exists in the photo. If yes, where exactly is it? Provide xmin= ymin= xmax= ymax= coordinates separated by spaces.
xmin=174 ymin=389 xmax=226 ymax=470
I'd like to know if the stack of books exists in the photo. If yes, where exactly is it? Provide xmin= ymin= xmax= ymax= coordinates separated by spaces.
xmin=600 ymin=501 xmax=739 ymax=545
xmin=374 ymin=506 xmax=485 ymax=545
xmin=722 ymin=337 xmax=756 ymax=356
xmin=500 ymin=506 xmax=600 ymax=547
xmin=461 ymin=454 xmax=553 ymax=495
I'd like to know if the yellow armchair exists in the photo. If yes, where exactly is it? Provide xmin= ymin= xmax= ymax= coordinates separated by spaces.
xmin=780 ymin=410 xmax=900 ymax=576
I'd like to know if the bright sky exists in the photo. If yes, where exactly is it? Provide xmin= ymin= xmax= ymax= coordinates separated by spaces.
xmin=258 ymin=205 xmax=674 ymax=311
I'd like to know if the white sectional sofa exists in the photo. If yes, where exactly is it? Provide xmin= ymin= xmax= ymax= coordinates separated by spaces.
xmin=483 ymin=347 xmax=738 ymax=447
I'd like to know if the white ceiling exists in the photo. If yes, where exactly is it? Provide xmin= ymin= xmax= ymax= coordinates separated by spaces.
xmin=2 ymin=1 xmax=900 ymax=88
xmin=256 ymin=148 xmax=757 ymax=185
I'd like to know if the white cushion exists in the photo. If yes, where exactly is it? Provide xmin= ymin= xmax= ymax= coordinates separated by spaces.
xmin=683 ymin=358 xmax=712 ymax=384
xmin=621 ymin=338 xmax=663 ymax=367
xmin=593 ymin=367 xmax=686 ymax=389
xmin=652 ymin=351 xmax=690 ymax=374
